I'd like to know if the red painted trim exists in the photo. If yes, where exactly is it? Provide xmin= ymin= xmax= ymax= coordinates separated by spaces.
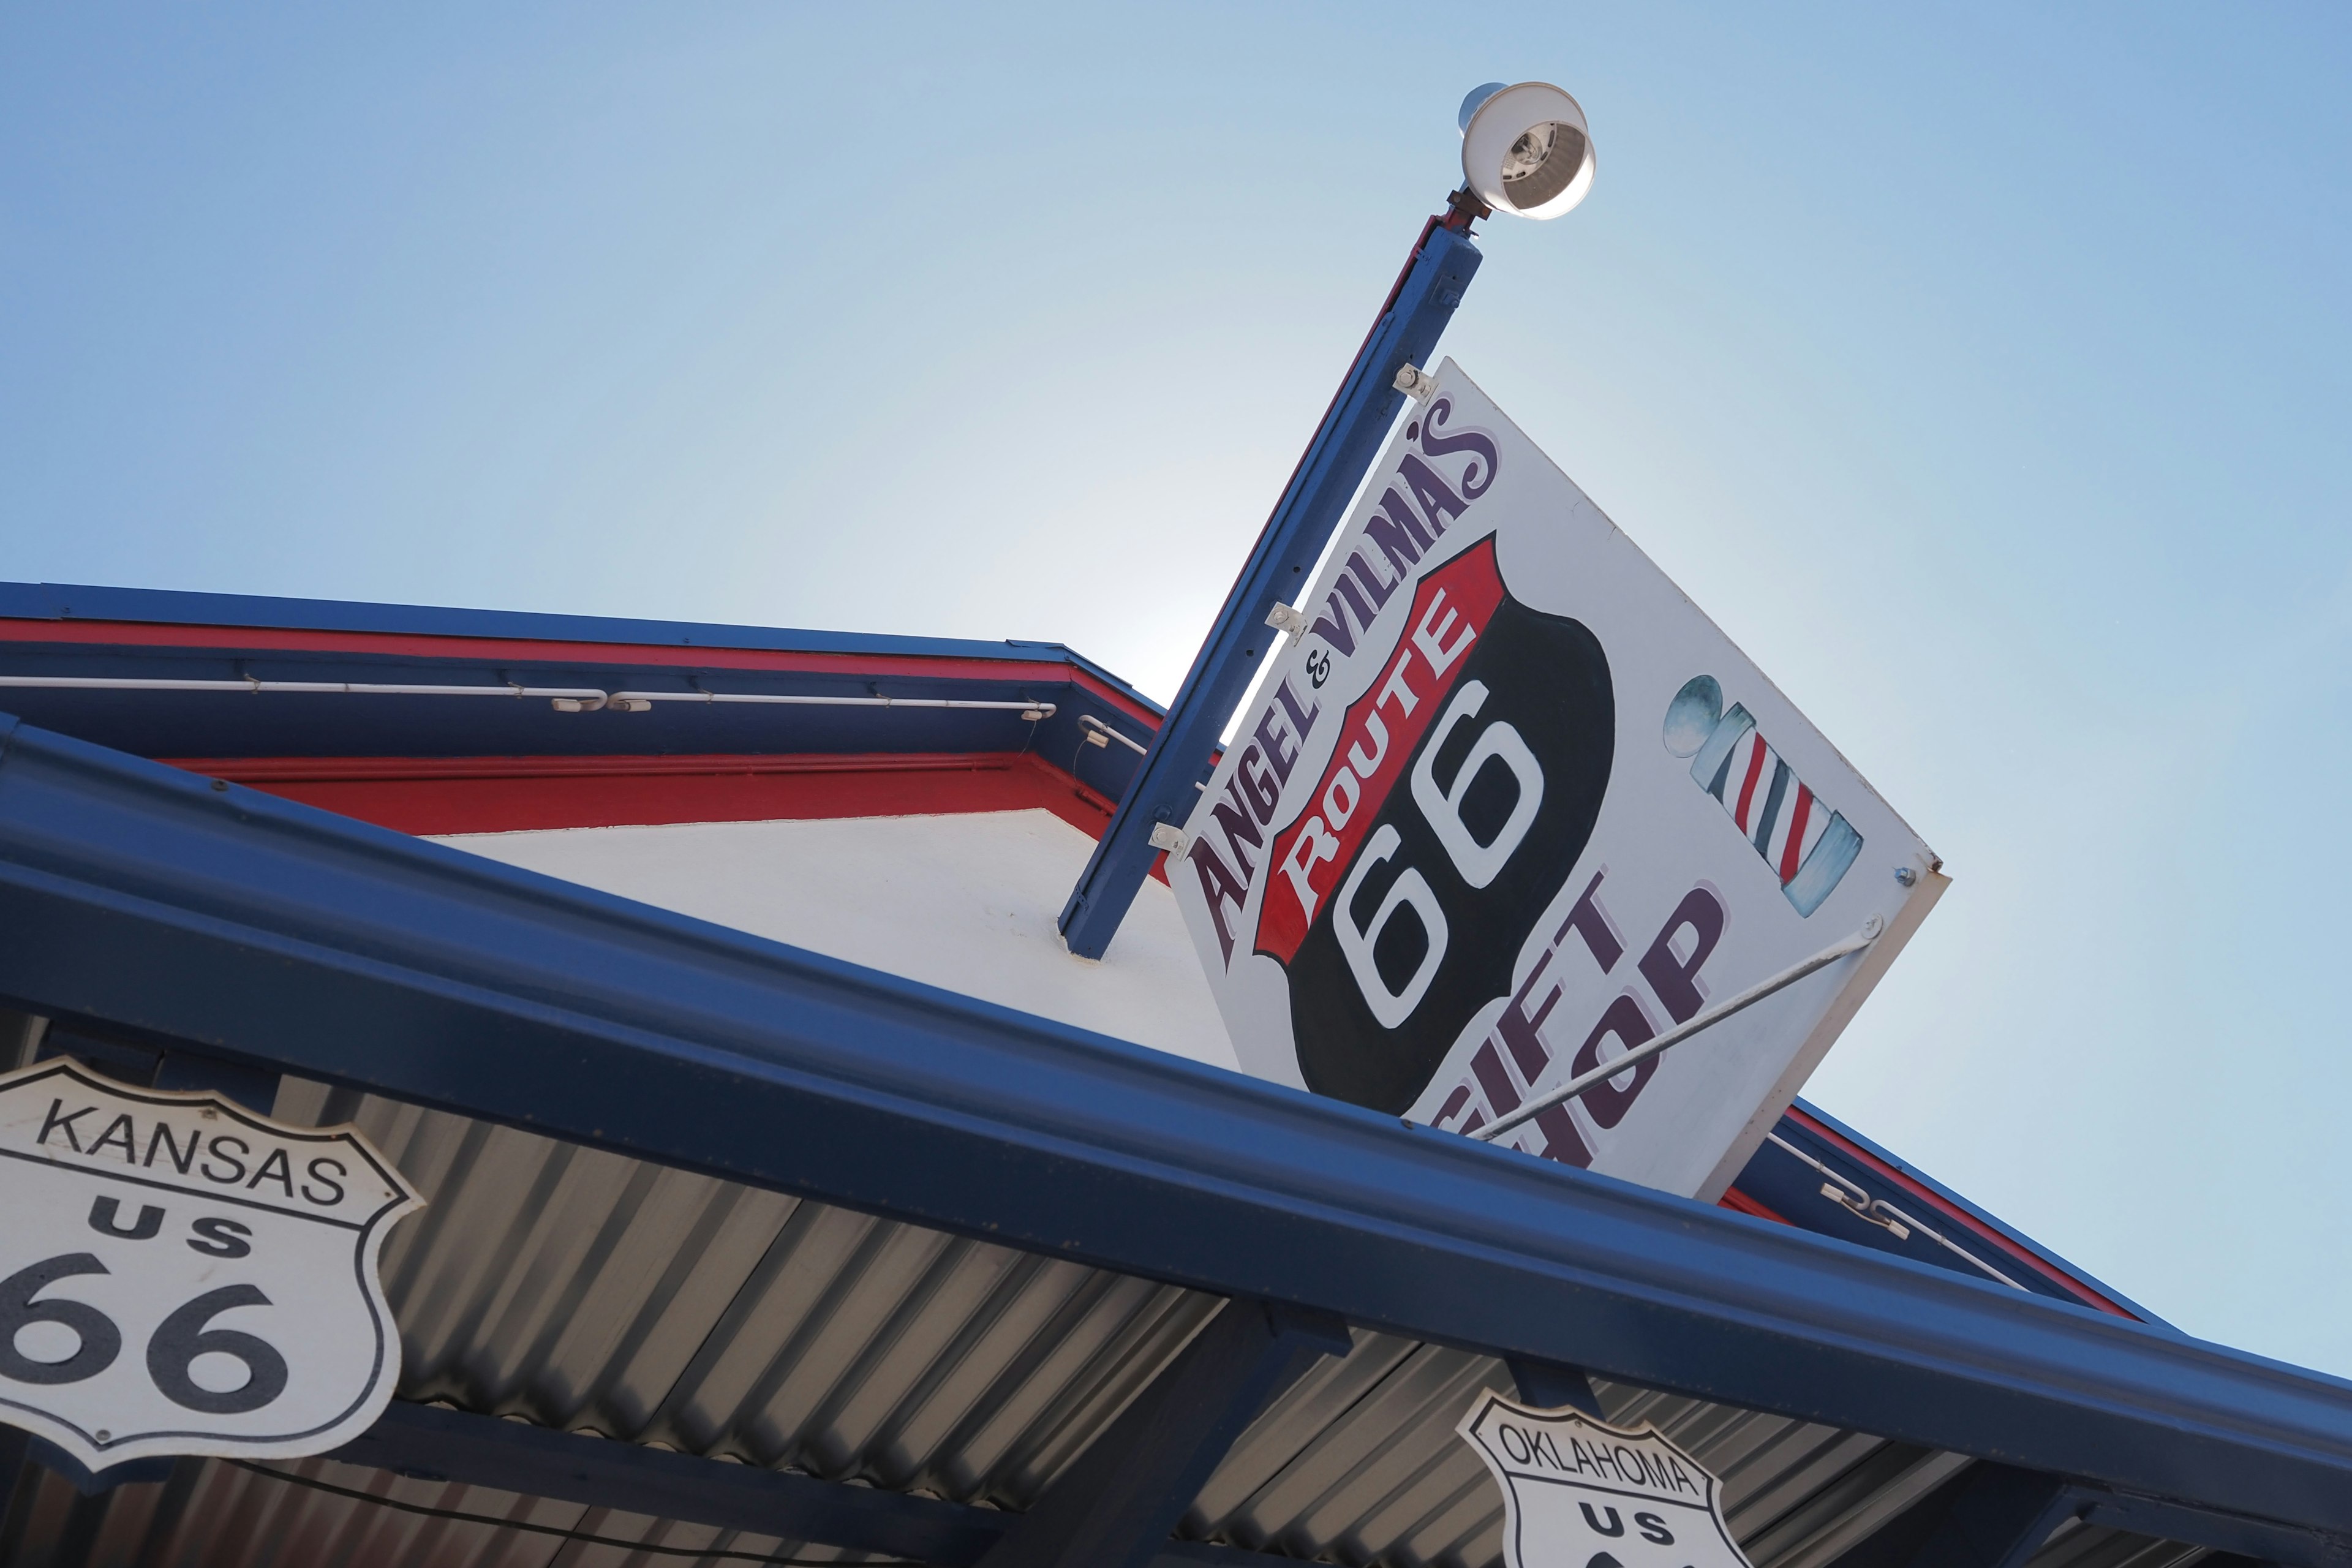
xmin=0 ymin=617 xmax=1166 ymax=728
xmin=165 ymin=751 xmax=1170 ymax=884
xmin=1783 ymin=1105 xmax=2136 ymax=1319
xmin=184 ymin=752 xmax=1019 ymax=784
xmin=167 ymin=750 xmax=1110 ymax=838
xmin=1717 ymin=1186 xmax=1789 ymax=1225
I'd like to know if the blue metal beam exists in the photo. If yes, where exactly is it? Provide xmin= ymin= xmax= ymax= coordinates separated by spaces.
xmin=1900 ymin=1466 xmax=2075 ymax=1568
xmin=1828 ymin=1470 xmax=2030 ymax=1568
xmin=335 ymin=1398 xmax=1297 ymax=1568
xmin=975 ymin=1300 xmax=1350 ymax=1568
xmin=1057 ymin=216 xmax=1482 ymax=957
xmin=339 ymin=1398 xmax=1008 ymax=1564
xmin=1507 ymin=1357 xmax=1605 ymax=1419
xmin=0 ymin=719 xmax=2349 ymax=1539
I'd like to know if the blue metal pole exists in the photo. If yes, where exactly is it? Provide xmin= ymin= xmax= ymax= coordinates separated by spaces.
xmin=1058 ymin=204 xmax=1485 ymax=958
xmin=971 ymin=1300 xmax=1351 ymax=1568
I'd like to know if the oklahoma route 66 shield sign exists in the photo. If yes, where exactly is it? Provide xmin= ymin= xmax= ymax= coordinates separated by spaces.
xmin=0 ymin=1058 xmax=422 ymax=1471
xmin=1459 ymin=1392 xmax=1752 ymax=1568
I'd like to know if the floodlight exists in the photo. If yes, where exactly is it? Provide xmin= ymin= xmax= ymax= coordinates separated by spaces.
xmin=1458 ymin=81 xmax=1594 ymax=219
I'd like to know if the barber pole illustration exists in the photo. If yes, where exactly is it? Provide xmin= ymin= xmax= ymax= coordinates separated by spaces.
xmin=1663 ymin=676 xmax=1862 ymax=918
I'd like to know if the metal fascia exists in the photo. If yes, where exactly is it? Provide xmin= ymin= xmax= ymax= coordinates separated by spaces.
xmin=0 ymin=581 xmax=1072 ymax=666
xmin=0 ymin=721 xmax=2347 ymax=1533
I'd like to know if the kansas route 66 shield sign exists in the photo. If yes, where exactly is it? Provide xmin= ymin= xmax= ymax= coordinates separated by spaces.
xmin=0 ymin=1058 xmax=422 ymax=1471
xmin=1459 ymin=1392 xmax=1752 ymax=1568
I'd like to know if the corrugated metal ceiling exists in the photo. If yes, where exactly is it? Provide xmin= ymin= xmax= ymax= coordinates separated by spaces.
xmin=0 ymin=1080 xmax=2215 ymax=1568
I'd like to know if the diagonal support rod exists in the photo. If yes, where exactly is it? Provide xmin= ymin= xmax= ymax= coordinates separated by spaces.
xmin=1474 ymin=919 xmax=1880 ymax=1142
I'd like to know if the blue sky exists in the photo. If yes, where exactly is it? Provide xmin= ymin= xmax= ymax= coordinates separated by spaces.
xmin=6 ymin=4 xmax=2351 ymax=1373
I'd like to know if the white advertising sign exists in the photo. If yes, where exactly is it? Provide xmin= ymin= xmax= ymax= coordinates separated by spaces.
xmin=1459 ymin=1393 xmax=1753 ymax=1568
xmin=0 ymin=1058 xmax=422 ymax=1472
xmin=1171 ymin=360 xmax=1941 ymax=1198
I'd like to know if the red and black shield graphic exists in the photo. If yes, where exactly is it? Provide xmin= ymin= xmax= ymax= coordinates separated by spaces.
xmin=1257 ymin=537 xmax=1613 ymax=1113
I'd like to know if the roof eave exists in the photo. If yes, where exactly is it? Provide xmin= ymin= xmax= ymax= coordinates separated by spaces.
xmin=0 ymin=713 xmax=2345 ymax=1540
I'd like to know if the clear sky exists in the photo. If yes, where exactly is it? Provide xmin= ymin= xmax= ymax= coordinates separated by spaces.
xmin=6 ymin=4 xmax=2351 ymax=1374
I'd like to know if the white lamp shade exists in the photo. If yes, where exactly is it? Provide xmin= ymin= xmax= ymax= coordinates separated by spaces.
xmin=1460 ymin=81 xmax=1595 ymax=219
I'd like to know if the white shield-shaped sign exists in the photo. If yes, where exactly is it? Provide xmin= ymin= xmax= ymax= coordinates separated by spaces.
xmin=1172 ymin=359 xmax=1942 ymax=1200
xmin=0 ymin=1058 xmax=422 ymax=1471
xmin=1460 ymin=1393 xmax=1752 ymax=1568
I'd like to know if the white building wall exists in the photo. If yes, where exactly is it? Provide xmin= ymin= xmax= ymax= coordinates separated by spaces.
xmin=437 ymin=809 xmax=1240 ymax=1073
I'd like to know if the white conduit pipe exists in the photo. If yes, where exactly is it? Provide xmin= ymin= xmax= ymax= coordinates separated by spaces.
xmin=605 ymin=690 xmax=1053 ymax=715
xmin=0 ymin=675 xmax=609 ymax=699
xmin=1471 ymin=916 xmax=1883 ymax=1143
xmin=1077 ymin=714 xmax=1149 ymax=755
xmin=0 ymin=675 xmax=1054 ymax=717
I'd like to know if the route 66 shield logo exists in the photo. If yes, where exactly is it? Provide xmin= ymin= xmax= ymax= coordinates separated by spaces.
xmin=1459 ymin=1392 xmax=1752 ymax=1568
xmin=0 ymin=1058 xmax=423 ymax=1471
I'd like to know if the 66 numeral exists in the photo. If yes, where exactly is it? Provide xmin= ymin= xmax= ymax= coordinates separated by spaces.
xmin=0 ymin=1253 xmax=287 ymax=1413
xmin=1336 ymin=680 xmax=1545 ymax=1023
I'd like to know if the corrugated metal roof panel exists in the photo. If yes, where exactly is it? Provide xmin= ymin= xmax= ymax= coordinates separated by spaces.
xmin=296 ymin=1080 xmax=1217 ymax=1513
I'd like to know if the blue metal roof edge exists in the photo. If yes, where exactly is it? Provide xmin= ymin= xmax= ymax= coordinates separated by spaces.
xmin=0 ymin=581 xmax=1165 ymax=715
xmin=1790 ymin=1097 xmax=2171 ymax=1325
xmin=0 ymin=711 xmax=2346 ymax=1540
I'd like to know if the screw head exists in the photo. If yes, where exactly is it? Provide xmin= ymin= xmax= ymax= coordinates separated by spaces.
xmin=1893 ymin=866 xmax=1919 ymax=888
